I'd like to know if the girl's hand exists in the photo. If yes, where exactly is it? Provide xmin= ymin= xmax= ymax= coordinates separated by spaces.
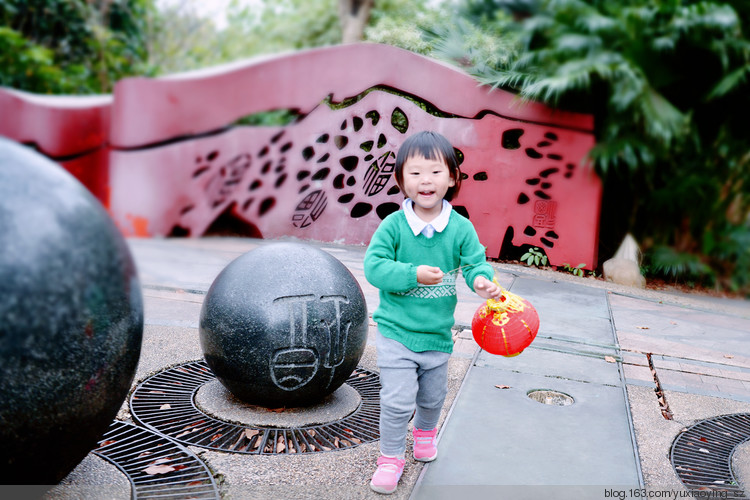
xmin=417 ymin=265 xmax=444 ymax=285
xmin=474 ymin=276 xmax=502 ymax=300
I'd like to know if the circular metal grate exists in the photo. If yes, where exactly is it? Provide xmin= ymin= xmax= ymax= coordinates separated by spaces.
xmin=671 ymin=412 xmax=750 ymax=498
xmin=527 ymin=389 xmax=574 ymax=406
xmin=130 ymin=360 xmax=380 ymax=454
xmin=94 ymin=420 xmax=219 ymax=499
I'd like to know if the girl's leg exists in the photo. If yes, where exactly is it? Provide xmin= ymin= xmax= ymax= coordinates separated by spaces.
xmin=376 ymin=332 xmax=419 ymax=457
xmin=413 ymin=354 xmax=450 ymax=431
xmin=378 ymin=366 xmax=418 ymax=457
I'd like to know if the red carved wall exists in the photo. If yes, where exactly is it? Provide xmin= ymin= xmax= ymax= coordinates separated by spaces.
xmin=0 ymin=88 xmax=112 ymax=201
xmin=1 ymin=43 xmax=601 ymax=268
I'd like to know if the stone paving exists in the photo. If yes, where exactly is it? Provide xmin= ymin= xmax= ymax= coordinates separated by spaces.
xmin=40 ymin=237 xmax=750 ymax=499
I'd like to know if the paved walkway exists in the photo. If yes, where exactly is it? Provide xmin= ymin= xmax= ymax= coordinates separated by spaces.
xmin=56 ymin=237 xmax=750 ymax=499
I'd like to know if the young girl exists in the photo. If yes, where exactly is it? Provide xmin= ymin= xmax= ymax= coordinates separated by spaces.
xmin=363 ymin=131 xmax=502 ymax=494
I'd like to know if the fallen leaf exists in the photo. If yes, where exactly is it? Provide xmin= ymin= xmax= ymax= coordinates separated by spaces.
xmin=267 ymin=407 xmax=286 ymax=413
xmin=98 ymin=440 xmax=117 ymax=448
xmin=159 ymin=403 xmax=171 ymax=410
xmin=724 ymin=354 xmax=735 ymax=359
xmin=144 ymin=464 xmax=175 ymax=475
xmin=636 ymin=326 xmax=649 ymax=330
xmin=184 ymin=420 xmax=206 ymax=429
xmin=243 ymin=429 xmax=260 ymax=440
xmin=494 ymin=385 xmax=511 ymax=389
xmin=276 ymin=437 xmax=286 ymax=453
xmin=604 ymin=356 xmax=617 ymax=363
xmin=670 ymin=321 xmax=677 ymax=325
xmin=307 ymin=429 xmax=317 ymax=437
xmin=210 ymin=433 xmax=223 ymax=442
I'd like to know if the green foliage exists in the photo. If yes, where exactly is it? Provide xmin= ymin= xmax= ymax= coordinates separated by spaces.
xmin=365 ymin=0 xmax=457 ymax=55
xmin=562 ymin=263 xmax=587 ymax=277
xmin=233 ymin=109 xmax=300 ymax=127
xmin=223 ymin=0 xmax=341 ymax=56
xmin=0 ymin=26 xmax=77 ymax=93
xmin=645 ymin=246 xmax=714 ymax=286
xmin=145 ymin=0 xmax=452 ymax=76
xmin=142 ymin=1 xmax=222 ymax=75
xmin=700 ymin=223 xmax=750 ymax=293
xmin=0 ymin=0 xmax=155 ymax=93
xmin=426 ymin=0 xmax=750 ymax=293
xmin=520 ymin=247 xmax=548 ymax=267
xmin=143 ymin=0 xmax=338 ymax=74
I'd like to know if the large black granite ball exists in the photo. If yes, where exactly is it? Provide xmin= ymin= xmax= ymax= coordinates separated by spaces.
xmin=199 ymin=242 xmax=368 ymax=407
xmin=0 ymin=138 xmax=143 ymax=484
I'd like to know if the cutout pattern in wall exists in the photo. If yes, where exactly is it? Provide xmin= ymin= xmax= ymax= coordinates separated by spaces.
xmin=108 ymin=89 xmax=599 ymax=267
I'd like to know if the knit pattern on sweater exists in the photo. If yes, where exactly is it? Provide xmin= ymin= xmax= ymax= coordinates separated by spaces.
xmin=364 ymin=209 xmax=494 ymax=353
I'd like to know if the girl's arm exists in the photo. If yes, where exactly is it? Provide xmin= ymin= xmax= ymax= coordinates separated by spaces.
xmin=457 ymin=220 xmax=497 ymax=295
xmin=474 ymin=276 xmax=503 ymax=300
xmin=364 ymin=218 xmax=419 ymax=293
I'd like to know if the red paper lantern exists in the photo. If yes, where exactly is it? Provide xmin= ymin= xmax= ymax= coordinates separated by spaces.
xmin=471 ymin=288 xmax=540 ymax=357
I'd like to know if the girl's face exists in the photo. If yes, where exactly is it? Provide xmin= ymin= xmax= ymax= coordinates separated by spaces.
xmin=401 ymin=154 xmax=455 ymax=221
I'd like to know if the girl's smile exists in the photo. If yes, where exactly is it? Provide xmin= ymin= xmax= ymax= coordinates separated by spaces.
xmin=401 ymin=155 xmax=455 ymax=222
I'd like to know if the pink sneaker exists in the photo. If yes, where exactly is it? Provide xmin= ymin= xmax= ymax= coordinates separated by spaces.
xmin=413 ymin=427 xmax=438 ymax=462
xmin=370 ymin=455 xmax=405 ymax=494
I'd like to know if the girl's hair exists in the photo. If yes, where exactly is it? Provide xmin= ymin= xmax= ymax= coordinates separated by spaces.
xmin=394 ymin=131 xmax=462 ymax=201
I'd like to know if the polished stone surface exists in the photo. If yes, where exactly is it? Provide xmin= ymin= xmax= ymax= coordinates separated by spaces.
xmin=0 ymin=139 xmax=143 ymax=484
xmin=199 ymin=242 xmax=368 ymax=407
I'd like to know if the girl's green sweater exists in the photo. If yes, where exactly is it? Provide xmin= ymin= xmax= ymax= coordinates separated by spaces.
xmin=363 ymin=209 xmax=494 ymax=353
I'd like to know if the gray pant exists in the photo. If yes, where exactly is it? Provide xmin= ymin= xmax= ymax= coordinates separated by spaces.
xmin=376 ymin=331 xmax=450 ymax=457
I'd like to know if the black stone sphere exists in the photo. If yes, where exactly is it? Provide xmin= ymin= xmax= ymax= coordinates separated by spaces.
xmin=199 ymin=242 xmax=368 ymax=407
xmin=0 ymin=138 xmax=143 ymax=484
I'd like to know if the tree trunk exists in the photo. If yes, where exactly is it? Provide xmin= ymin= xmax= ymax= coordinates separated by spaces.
xmin=338 ymin=0 xmax=374 ymax=44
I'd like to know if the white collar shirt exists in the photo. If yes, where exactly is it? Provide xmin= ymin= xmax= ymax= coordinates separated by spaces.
xmin=403 ymin=198 xmax=452 ymax=239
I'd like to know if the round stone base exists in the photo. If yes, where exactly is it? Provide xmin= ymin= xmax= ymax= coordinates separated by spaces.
xmin=195 ymin=380 xmax=361 ymax=427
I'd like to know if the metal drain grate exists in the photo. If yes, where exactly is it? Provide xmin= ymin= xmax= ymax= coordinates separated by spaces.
xmin=130 ymin=360 xmax=380 ymax=454
xmin=94 ymin=420 xmax=219 ymax=499
xmin=670 ymin=413 xmax=750 ymax=498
